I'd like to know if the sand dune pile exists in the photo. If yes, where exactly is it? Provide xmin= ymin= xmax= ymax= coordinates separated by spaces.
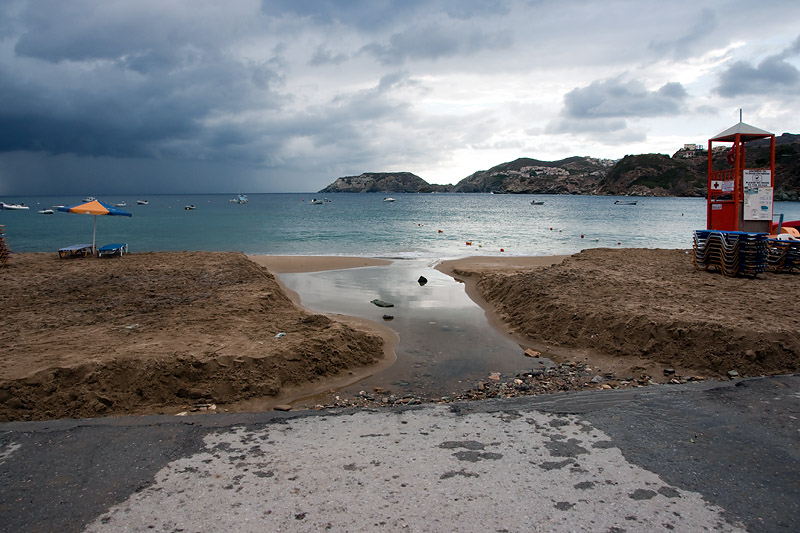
xmin=0 ymin=252 xmax=385 ymax=421
xmin=444 ymin=248 xmax=800 ymax=379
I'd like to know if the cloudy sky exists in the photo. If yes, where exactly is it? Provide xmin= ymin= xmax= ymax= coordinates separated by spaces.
xmin=1 ymin=0 xmax=799 ymax=195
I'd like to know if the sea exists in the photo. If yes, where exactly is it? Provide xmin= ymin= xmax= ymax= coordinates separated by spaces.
xmin=5 ymin=192 xmax=799 ymax=256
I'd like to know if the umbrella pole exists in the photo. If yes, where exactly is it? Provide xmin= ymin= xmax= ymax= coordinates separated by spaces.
xmin=93 ymin=215 xmax=97 ymax=254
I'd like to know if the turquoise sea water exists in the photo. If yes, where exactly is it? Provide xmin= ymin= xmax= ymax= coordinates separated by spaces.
xmin=5 ymin=193 xmax=798 ymax=257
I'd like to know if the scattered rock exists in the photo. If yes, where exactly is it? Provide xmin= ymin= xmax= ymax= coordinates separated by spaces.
xmin=728 ymin=370 xmax=739 ymax=378
xmin=382 ymin=315 xmax=394 ymax=321
xmin=273 ymin=404 xmax=293 ymax=411
xmin=418 ymin=276 xmax=428 ymax=286
xmin=590 ymin=375 xmax=603 ymax=384
xmin=371 ymin=299 xmax=394 ymax=308
xmin=524 ymin=348 xmax=542 ymax=358
xmin=663 ymin=368 xmax=676 ymax=375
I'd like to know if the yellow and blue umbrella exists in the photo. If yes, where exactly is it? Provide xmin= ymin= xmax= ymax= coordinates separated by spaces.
xmin=58 ymin=199 xmax=132 ymax=251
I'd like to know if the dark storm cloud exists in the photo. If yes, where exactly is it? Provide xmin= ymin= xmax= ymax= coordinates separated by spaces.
xmin=361 ymin=22 xmax=512 ymax=65
xmin=546 ymin=78 xmax=686 ymax=140
xmin=261 ymin=0 xmax=509 ymax=28
xmin=648 ymin=8 xmax=717 ymax=59
xmin=560 ymin=78 xmax=687 ymax=119
xmin=0 ymin=1 xmax=288 ymax=160
xmin=715 ymin=35 xmax=800 ymax=97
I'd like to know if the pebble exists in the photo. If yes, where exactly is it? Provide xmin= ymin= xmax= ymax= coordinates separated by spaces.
xmin=273 ymin=404 xmax=293 ymax=411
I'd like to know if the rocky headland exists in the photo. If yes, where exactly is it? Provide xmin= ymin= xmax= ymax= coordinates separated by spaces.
xmin=319 ymin=133 xmax=800 ymax=199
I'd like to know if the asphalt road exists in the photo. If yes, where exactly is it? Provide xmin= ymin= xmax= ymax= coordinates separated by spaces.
xmin=1 ymin=375 xmax=798 ymax=532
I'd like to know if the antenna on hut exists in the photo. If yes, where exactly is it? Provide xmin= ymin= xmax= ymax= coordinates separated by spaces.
xmin=739 ymin=108 xmax=743 ymax=123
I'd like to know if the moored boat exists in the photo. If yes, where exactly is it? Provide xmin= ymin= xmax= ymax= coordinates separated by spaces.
xmin=185 ymin=204 xmax=197 ymax=210
xmin=383 ymin=197 xmax=396 ymax=202
xmin=113 ymin=201 xmax=127 ymax=207
xmin=137 ymin=200 xmax=149 ymax=205
xmin=38 ymin=209 xmax=55 ymax=215
xmin=0 ymin=202 xmax=30 ymax=210
xmin=614 ymin=200 xmax=638 ymax=205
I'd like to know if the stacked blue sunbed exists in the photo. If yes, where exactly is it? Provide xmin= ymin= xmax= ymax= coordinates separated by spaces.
xmin=766 ymin=239 xmax=800 ymax=273
xmin=692 ymin=230 xmax=769 ymax=277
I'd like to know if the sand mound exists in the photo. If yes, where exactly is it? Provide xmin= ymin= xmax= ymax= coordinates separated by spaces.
xmin=447 ymin=248 xmax=800 ymax=378
xmin=0 ymin=252 xmax=385 ymax=421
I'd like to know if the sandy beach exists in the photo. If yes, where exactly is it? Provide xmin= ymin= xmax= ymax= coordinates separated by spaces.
xmin=0 ymin=252 xmax=393 ymax=421
xmin=2 ymin=249 xmax=799 ymax=421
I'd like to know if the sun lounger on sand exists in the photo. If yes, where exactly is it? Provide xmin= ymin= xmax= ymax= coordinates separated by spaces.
xmin=97 ymin=243 xmax=128 ymax=257
xmin=58 ymin=244 xmax=94 ymax=258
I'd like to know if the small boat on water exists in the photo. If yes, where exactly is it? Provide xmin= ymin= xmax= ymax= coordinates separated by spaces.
xmin=185 ymin=204 xmax=197 ymax=210
xmin=0 ymin=202 xmax=30 ymax=210
xmin=383 ymin=197 xmax=396 ymax=202
xmin=38 ymin=209 xmax=55 ymax=215
xmin=137 ymin=200 xmax=149 ymax=205
xmin=614 ymin=200 xmax=638 ymax=205
xmin=83 ymin=196 xmax=96 ymax=202
xmin=310 ymin=198 xmax=324 ymax=205
xmin=236 ymin=194 xmax=248 ymax=204
xmin=113 ymin=201 xmax=127 ymax=207
xmin=530 ymin=200 xmax=544 ymax=205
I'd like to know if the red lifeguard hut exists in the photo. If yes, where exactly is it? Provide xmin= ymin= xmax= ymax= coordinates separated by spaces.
xmin=707 ymin=120 xmax=775 ymax=233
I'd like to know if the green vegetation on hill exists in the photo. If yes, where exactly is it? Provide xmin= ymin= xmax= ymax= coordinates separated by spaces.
xmin=319 ymin=135 xmax=800 ymax=199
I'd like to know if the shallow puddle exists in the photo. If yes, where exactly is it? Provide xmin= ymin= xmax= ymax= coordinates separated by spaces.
xmin=279 ymin=260 xmax=547 ymax=399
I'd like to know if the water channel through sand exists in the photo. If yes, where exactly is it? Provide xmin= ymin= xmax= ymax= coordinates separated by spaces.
xmin=278 ymin=260 xmax=552 ymax=399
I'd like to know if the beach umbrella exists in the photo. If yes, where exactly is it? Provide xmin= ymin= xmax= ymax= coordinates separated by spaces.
xmin=57 ymin=199 xmax=132 ymax=251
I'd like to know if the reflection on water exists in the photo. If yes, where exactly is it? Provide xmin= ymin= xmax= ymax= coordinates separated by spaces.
xmin=280 ymin=260 xmax=542 ymax=398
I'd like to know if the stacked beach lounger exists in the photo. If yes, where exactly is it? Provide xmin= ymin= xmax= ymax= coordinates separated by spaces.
xmin=767 ymin=239 xmax=800 ymax=273
xmin=693 ymin=230 xmax=769 ymax=277
xmin=0 ymin=225 xmax=8 ymax=267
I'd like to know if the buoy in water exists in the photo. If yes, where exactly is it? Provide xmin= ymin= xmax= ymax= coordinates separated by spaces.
xmin=466 ymin=241 xmax=472 ymax=246
xmin=500 ymin=248 xmax=504 ymax=252
xmin=438 ymin=229 xmax=443 ymax=233
xmin=580 ymin=234 xmax=584 ymax=238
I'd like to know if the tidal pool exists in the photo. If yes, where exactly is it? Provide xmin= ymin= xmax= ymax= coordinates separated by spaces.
xmin=279 ymin=260 xmax=545 ymax=399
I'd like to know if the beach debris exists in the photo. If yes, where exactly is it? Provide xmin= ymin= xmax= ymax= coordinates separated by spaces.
xmin=382 ymin=314 xmax=394 ymax=321
xmin=590 ymin=375 xmax=603 ymax=384
xmin=191 ymin=403 xmax=216 ymax=412
xmin=274 ymin=404 xmax=292 ymax=411
xmin=373 ymin=387 xmax=390 ymax=394
xmin=275 ymin=332 xmax=286 ymax=338
xmin=417 ymin=276 xmax=428 ymax=286
xmin=728 ymin=370 xmax=740 ymax=378
xmin=371 ymin=298 xmax=394 ymax=308
xmin=175 ymin=411 xmax=189 ymax=416
xmin=524 ymin=348 xmax=541 ymax=358
xmin=488 ymin=372 xmax=501 ymax=381
xmin=124 ymin=324 xmax=139 ymax=330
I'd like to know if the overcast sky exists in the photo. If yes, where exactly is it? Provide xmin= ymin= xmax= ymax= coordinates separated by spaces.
xmin=1 ymin=0 xmax=799 ymax=195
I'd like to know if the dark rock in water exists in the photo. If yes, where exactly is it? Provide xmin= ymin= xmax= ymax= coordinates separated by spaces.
xmin=418 ymin=276 xmax=428 ymax=286
xmin=383 ymin=314 xmax=394 ymax=321
xmin=663 ymin=368 xmax=676 ymax=375
xmin=371 ymin=298 xmax=394 ymax=308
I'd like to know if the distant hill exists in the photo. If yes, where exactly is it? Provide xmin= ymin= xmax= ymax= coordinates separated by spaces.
xmin=318 ymin=134 xmax=800 ymax=199
xmin=599 ymin=153 xmax=706 ymax=197
xmin=318 ymin=172 xmax=451 ymax=193
xmin=451 ymin=156 xmax=611 ymax=194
